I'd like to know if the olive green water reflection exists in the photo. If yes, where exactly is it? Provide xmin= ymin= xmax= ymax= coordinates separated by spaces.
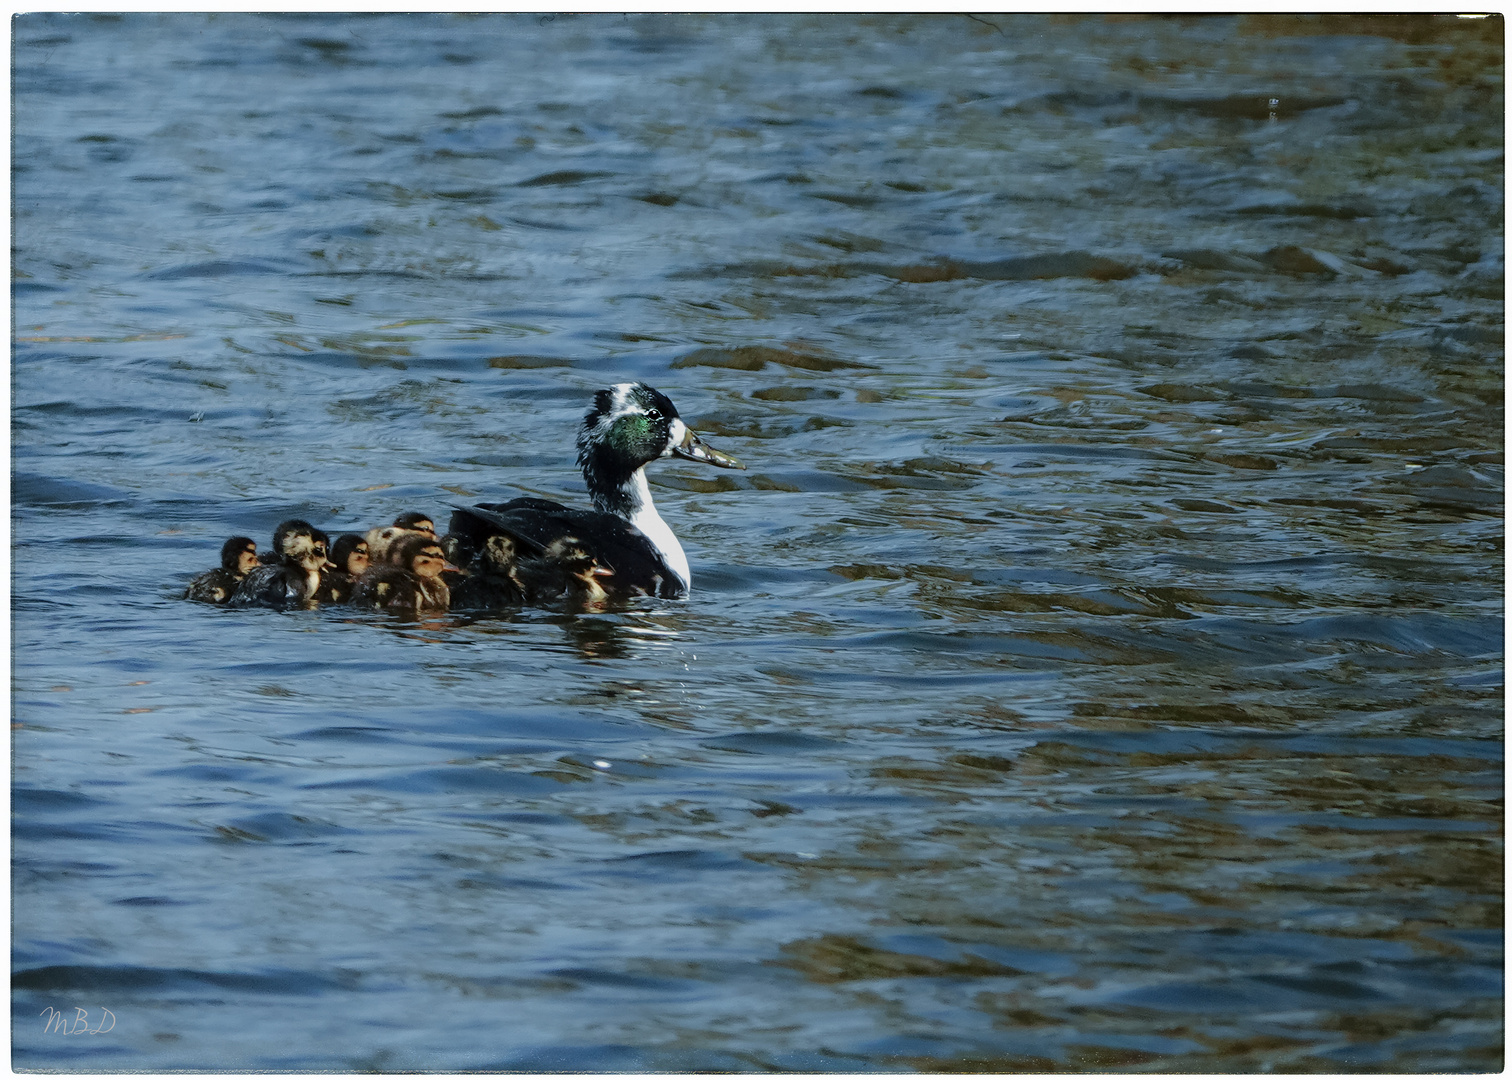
xmin=12 ymin=13 xmax=1502 ymax=1072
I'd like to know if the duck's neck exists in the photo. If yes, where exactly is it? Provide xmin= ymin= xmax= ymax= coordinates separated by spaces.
xmin=595 ymin=467 xmax=690 ymax=591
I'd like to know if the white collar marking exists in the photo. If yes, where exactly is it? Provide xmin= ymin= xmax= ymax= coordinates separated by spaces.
xmin=624 ymin=468 xmax=689 ymax=592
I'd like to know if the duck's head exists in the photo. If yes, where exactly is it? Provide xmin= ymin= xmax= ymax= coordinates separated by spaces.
xmin=271 ymin=519 xmax=314 ymax=558
xmin=576 ymin=383 xmax=743 ymax=510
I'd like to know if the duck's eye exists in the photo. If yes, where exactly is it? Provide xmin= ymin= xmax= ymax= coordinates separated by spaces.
xmin=645 ymin=409 xmax=661 ymax=422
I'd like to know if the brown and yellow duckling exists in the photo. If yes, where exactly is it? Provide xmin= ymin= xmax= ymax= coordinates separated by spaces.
xmin=350 ymin=533 xmax=450 ymax=613
xmin=449 ymin=533 xmax=527 ymax=610
xmin=365 ymin=510 xmax=438 ymax=567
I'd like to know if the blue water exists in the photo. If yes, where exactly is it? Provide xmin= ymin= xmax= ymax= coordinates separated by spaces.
xmin=13 ymin=13 xmax=1503 ymax=1072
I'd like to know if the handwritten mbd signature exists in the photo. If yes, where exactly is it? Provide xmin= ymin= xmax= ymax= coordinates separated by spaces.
xmin=40 ymin=1007 xmax=116 ymax=1035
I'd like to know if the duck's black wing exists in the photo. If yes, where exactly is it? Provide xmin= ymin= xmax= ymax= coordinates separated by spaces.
xmin=449 ymin=500 xmax=681 ymax=599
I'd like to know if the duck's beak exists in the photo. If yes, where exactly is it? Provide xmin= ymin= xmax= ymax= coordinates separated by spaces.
xmin=673 ymin=426 xmax=744 ymax=470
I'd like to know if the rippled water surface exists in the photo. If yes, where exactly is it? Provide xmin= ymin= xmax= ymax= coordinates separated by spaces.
xmin=12 ymin=13 xmax=1504 ymax=1073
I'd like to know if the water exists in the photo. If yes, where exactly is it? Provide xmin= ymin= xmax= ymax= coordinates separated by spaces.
xmin=12 ymin=13 xmax=1503 ymax=1072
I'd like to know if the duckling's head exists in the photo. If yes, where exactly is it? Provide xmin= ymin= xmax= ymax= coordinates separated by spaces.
xmin=367 ymin=525 xmax=425 ymax=565
xmin=271 ymin=519 xmax=315 ymax=558
xmin=392 ymin=511 xmax=437 ymax=539
xmin=576 ymin=383 xmax=743 ymax=511
xmin=222 ymin=536 xmax=258 ymax=578
xmin=543 ymin=537 xmax=615 ymax=602
xmin=475 ymin=534 xmax=519 ymax=573
xmin=330 ymin=533 xmax=370 ymax=577
xmin=393 ymin=534 xmax=447 ymax=581
xmin=274 ymin=520 xmax=328 ymax=573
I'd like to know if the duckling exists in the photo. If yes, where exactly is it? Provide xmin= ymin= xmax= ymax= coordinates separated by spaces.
xmin=442 ymin=518 xmax=611 ymax=610
xmin=185 ymin=536 xmax=258 ymax=604
xmin=229 ymin=520 xmax=329 ymax=608
xmin=449 ymin=533 xmax=527 ymax=610
xmin=440 ymin=507 xmax=497 ymax=573
xmin=449 ymin=383 xmax=743 ymax=600
xmin=350 ymin=533 xmax=450 ymax=613
xmin=365 ymin=511 xmax=436 ymax=566
xmin=516 ymin=537 xmax=617 ymax=608
xmin=316 ymin=533 xmax=370 ymax=604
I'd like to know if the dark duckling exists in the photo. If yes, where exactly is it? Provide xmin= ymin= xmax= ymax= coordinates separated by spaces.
xmin=449 ymin=533 xmax=527 ymax=610
xmin=315 ymin=533 xmax=370 ymax=604
xmin=448 ymin=383 xmax=743 ymax=601
xmin=516 ymin=537 xmax=616 ymax=608
xmin=350 ymin=533 xmax=450 ymax=613
xmin=229 ymin=520 xmax=329 ymax=609
xmin=443 ymin=522 xmax=611 ymax=610
xmin=185 ymin=536 xmax=258 ymax=604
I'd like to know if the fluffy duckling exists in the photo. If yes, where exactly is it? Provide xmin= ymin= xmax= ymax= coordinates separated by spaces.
xmin=315 ymin=533 xmax=370 ymax=604
xmin=185 ymin=536 xmax=258 ymax=604
xmin=229 ymin=520 xmax=329 ymax=608
xmin=350 ymin=533 xmax=450 ymax=613
xmin=516 ymin=537 xmax=616 ymax=608
xmin=440 ymin=508 xmax=496 ymax=573
xmin=257 ymin=519 xmax=325 ymax=566
xmin=365 ymin=511 xmax=437 ymax=566
xmin=449 ymin=533 xmax=527 ymax=610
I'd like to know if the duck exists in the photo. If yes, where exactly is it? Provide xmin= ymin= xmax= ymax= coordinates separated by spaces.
xmin=184 ymin=536 xmax=258 ymax=604
xmin=229 ymin=520 xmax=329 ymax=608
xmin=445 ymin=383 xmax=743 ymax=601
xmin=350 ymin=533 xmax=450 ymax=613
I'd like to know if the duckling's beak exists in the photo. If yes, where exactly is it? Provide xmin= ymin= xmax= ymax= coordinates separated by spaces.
xmin=673 ymin=426 xmax=744 ymax=470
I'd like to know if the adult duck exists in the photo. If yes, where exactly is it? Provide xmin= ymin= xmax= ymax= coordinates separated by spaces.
xmin=446 ymin=383 xmax=743 ymax=600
